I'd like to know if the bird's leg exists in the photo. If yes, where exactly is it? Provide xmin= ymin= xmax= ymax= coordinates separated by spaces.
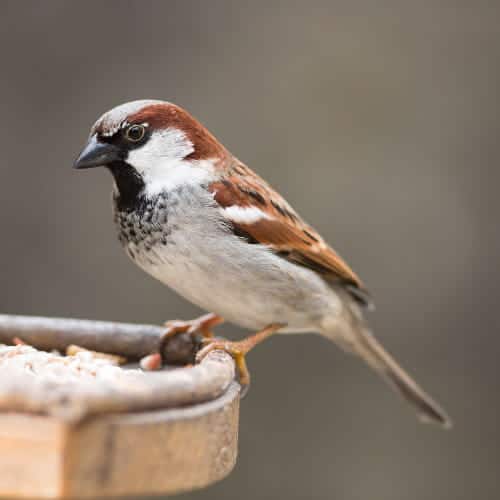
xmin=195 ymin=323 xmax=284 ymax=390
xmin=163 ymin=312 xmax=224 ymax=340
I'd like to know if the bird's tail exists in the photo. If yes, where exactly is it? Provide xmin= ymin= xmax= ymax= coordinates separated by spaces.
xmin=322 ymin=304 xmax=452 ymax=428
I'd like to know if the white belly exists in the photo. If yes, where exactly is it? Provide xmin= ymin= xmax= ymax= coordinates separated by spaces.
xmin=115 ymin=186 xmax=341 ymax=332
xmin=129 ymin=223 xmax=340 ymax=332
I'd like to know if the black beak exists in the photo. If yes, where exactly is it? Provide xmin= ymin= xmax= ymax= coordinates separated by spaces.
xmin=73 ymin=135 xmax=121 ymax=169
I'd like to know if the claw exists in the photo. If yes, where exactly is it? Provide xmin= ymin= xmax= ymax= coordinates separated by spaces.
xmin=163 ymin=313 xmax=224 ymax=340
xmin=195 ymin=323 xmax=284 ymax=393
xmin=144 ymin=313 xmax=226 ymax=366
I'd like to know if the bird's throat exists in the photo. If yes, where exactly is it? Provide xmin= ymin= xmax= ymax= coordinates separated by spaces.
xmin=108 ymin=161 xmax=145 ymax=211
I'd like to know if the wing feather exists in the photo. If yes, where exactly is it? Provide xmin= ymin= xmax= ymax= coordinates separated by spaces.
xmin=209 ymin=162 xmax=372 ymax=307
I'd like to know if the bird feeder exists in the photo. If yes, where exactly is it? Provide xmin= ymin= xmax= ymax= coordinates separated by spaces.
xmin=0 ymin=314 xmax=240 ymax=498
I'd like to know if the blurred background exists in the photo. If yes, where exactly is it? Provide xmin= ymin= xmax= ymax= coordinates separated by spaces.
xmin=0 ymin=1 xmax=498 ymax=499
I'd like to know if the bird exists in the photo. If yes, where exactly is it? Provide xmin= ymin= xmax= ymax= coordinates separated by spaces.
xmin=74 ymin=99 xmax=451 ymax=427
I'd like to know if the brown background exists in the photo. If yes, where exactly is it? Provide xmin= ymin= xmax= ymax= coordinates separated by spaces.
xmin=0 ymin=2 xmax=498 ymax=499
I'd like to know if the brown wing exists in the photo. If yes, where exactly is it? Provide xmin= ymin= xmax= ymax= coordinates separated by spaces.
xmin=209 ymin=161 xmax=372 ymax=307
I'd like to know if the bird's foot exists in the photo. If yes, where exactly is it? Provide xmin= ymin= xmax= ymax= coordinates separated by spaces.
xmin=141 ymin=313 xmax=225 ymax=368
xmin=163 ymin=313 xmax=224 ymax=340
xmin=195 ymin=323 xmax=284 ymax=392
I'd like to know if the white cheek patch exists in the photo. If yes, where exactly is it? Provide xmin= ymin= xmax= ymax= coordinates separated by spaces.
xmin=127 ymin=128 xmax=214 ymax=196
xmin=222 ymin=205 xmax=273 ymax=224
xmin=144 ymin=162 xmax=214 ymax=195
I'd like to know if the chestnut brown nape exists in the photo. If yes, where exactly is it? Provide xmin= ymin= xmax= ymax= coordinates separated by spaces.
xmin=127 ymin=103 xmax=227 ymax=161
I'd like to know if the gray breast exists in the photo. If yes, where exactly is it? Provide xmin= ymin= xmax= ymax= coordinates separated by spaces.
xmin=112 ymin=184 xmax=218 ymax=263
xmin=111 ymin=184 xmax=338 ymax=331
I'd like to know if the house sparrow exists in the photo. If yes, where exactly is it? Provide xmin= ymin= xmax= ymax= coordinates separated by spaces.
xmin=74 ymin=100 xmax=451 ymax=427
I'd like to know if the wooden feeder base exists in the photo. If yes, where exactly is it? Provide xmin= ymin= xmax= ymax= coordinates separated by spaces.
xmin=0 ymin=383 xmax=240 ymax=498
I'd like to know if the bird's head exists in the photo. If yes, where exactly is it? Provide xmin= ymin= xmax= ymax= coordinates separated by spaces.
xmin=74 ymin=100 xmax=227 ymax=200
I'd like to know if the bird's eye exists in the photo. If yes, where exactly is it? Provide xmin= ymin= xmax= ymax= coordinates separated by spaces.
xmin=125 ymin=124 xmax=145 ymax=143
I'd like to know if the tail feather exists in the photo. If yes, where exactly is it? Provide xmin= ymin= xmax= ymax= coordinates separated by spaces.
xmin=353 ymin=328 xmax=452 ymax=428
xmin=323 ymin=294 xmax=452 ymax=428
